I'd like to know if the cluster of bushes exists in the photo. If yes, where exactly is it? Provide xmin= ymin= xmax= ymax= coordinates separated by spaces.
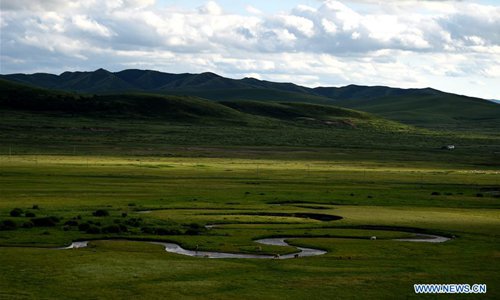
xmin=0 ymin=215 xmax=61 ymax=231
xmin=2 ymin=207 xmax=207 ymax=237
xmin=141 ymin=227 xmax=182 ymax=235
xmin=430 ymin=192 xmax=489 ymax=197
xmin=0 ymin=220 xmax=17 ymax=230
xmin=9 ymin=208 xmax=36 ymax=218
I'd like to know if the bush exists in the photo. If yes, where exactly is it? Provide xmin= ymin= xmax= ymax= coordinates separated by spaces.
xmin=156 ymin=228 xmax=181 ymax=235
xmin=64 ymin=220 xmax=79 ymax=226
xmin=10 ymin=208 xmax=23 ymax=217
xmin=102 ymin=224 xmax=121 ymax=234
xmin=22 ymin=221 xmax=34 ymax=228
xmin=25 ymin=212 xmax=36 ymax=218
xmin=141 ymin=227 xmax=155 ymax=234
xmin=62 ymin=225 xmax=71 ymax=231
xmin=86 ymin=226 xmax=101 ymax=234
xmin=78 ymin=223 xmax=90 ymax=231
xmin=128 ymin=203 xmax=136 ymax=207
xmin=0 ymin=220 xmax=17 ymax=230
xmin=431 ymin=192 xmax=441 ymax=196
xmin=31 ymin=216 xmax=60 ymax=227
xmin=121 ymin=212 xmax=128 ymax=218
xmin=188 ymin=223 xmax=202 ymax=229
xmin=32 ymin=205 xmax=39 ymax=210
xmin=125 ymin=218 xmax=142 ymax=227
xmin=92 ymin=209 xmax=109 ymax=217
xmin=185 ymin=228 xmax=202 ymax=235
xmin=476 ymin=193 xmax=484 ymax=197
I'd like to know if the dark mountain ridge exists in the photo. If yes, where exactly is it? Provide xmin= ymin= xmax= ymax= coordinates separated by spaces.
xmin=0 ymin=68 xmax=446 ymax=101
xmin=2 ymin=69 xmax=499 ymax=132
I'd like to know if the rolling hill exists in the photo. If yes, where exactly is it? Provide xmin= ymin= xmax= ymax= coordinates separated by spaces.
xmin=1 ymin=69 xmax=499 ymax=132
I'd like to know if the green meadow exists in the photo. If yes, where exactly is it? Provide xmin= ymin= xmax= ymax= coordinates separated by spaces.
xmin=0 ymin=79 xmax=499 ymax=298
xmin=0 ymin=153 xmax=499 ymax=299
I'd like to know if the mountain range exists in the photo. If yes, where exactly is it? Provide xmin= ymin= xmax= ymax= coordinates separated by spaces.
xmin=1 ymin=68 xmax=499 ymax=131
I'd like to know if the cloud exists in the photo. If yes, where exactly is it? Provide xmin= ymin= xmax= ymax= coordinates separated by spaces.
xmin=72 ymin=15 xmax=114 ymax=37
xmin=0 ymin=0 xmax=499 ymax=99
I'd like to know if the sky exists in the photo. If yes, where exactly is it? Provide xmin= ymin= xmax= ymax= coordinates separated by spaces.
xmin=0 ymin=0 xmax=499 ymax=99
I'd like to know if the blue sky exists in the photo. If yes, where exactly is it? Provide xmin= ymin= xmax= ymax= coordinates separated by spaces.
xmin=1 ymin=0 xmax=499 ymax=99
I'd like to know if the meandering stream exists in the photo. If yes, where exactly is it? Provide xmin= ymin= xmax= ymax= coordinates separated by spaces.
xmin=59 ymin=233 xmax=450 ymax=259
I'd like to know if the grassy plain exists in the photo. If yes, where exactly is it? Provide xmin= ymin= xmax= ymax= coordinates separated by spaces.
xmin=0 ymin=153 xmax=499 ymax=299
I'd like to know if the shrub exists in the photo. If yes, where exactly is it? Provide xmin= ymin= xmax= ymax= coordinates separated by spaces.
xmin=62 ymin=225 xmax=71 ymax=231
xmin=476 ymin=193 xmax=484 ymax=197
xmin=185 ymin=228 xmax=202 ymax=235
xmin=121 ymin=212 xmax=128 ymax=218
xmin=10 ymin=208 xmax=23 ymax=217
xmin=188 ymin=223 xmax=202 ymax=229
xmin=157 ymin=228 xmax=182 ymax=235
xmin=92 ymin=209 xmax=109 ymax=217
xmin=32 ymin=205 xmax=39 ymax=210
xmin=141 ymin=227 xmax=155 ymax=234
xmin=128 ymin=203 xmax=136 ymax=207
xmin=119 ymin=224 xmax=128 ymax=232
xmin=25 ymin=212 xmax=36 ymax=218
xmin=22 ymin=221 xmax=34 ymax=228
xmin=0 ymin=220 xmax=17 ymax=230
xmin=78 ymin=223 xmax=90 ymax=231
xmin=102 ymin=225 xmax=121 ymax=234
xmin=431 ymin=192 xmax=441 ymax=196
xmin=125 ymin=218 xmax=142 ymax=227
xmin=86 ymin=226 xmax=101 ymax=234
xmin=64 ymin=220 xmax=79 ymax=226
xmin=31 ymin=216 xmax=60 ymax=227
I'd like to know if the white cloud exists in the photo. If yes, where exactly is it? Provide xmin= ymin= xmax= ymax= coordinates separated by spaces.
xmin=0 ymin=0 xmax=499 ymax=99
xmin=72 ymin=15 xmax=114 ymax=37
xmin=198 ymin=1 xmax=223 ymax=15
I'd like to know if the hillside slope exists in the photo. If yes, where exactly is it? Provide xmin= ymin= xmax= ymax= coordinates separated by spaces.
xmin=1 ymin=69 xmax=498 ymax=132
xmin=334 ymin=94 xmax=500 ymax=132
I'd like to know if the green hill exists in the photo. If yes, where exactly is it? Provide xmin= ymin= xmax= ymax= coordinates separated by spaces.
xmin=2 ymin=69 xmax=498 ymax=134
xmin=333 ymin=94 xmax=500 ymax=132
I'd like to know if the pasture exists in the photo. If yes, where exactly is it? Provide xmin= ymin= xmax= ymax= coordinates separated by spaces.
xmin=0 ymin=153 xmax=498 ymax=299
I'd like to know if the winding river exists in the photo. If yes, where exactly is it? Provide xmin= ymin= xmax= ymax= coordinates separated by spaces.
xmin=59 ymin=233 xmax=450 ymax=259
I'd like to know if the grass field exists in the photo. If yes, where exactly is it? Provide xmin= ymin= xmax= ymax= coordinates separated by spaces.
xmin=0 ymin=153 xmax=498 ymax=299
xmin=0 ymin=79 xmax=499 ymax=298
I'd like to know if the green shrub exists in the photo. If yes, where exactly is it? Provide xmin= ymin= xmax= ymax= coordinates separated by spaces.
xmin=31 ymin=216 xmax=60 ymax=227
xmin=0 ymin=220 xmax=17 ymax=230
xmin=86 ymin=226 xmax=101 ymax=234
xmin=141 ymin=227 xmax=155 ymax=234
xmin=102 ymin=225 xmax=121 ymax=234
xmin=22 ymin=221 xmax=34 ymax=228
xmin=64 ymin=220 xmax=78 ymax=226
xmin=156 ymin=228 xmax=182 ymax=235
xmin=25 ymin=212 xmax=36 ymax=218
xmin=78 ymin=223 xmax=90 ymax=231
xmin=32 ymin=205 xmax=39 ymax=210
xmin=92 ymin=209 xmax=109 ymax=217
xmin=125 ymin=218 xmax=142 ymax=227
xmin=10 ymin=208 xmax=23 ymax=217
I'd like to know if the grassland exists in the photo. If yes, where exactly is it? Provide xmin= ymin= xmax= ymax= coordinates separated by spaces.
xmin=0 ymin=154 xmax=499 ymax=299
xmin=0 ymin=79 xmax=499 ymax=298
